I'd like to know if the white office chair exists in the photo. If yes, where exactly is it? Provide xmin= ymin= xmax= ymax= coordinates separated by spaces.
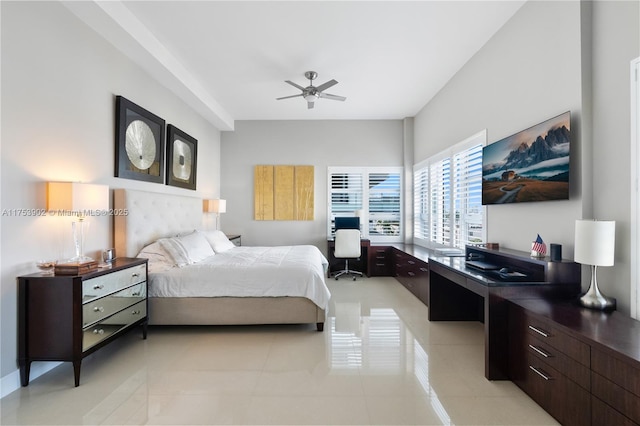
xmin=333 ymin=229 xmax=363 ymax=281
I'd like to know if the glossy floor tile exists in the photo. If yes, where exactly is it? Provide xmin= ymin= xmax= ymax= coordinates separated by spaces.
xmin=0 ymin=277 xmax=559 ymax=425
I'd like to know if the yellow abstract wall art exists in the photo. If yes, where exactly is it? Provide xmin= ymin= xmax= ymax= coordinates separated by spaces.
xmin=254 ymin=165 xmax=314 ymax=221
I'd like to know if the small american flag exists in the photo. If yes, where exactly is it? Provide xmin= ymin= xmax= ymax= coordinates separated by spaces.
xmin=532 ymin=234 xmax=547 ymax=255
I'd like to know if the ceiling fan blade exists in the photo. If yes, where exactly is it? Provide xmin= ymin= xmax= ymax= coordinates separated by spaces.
xmin=319 ymin=92 xmax=346 ymax=101
xmin=285 ymin=80 xmax=305 ymax=91
xmin=307 ymin=101 xmax=315 ymax=109
xmin=315 ymin=79 xmax=338 ymax=92
xmin=276 ymin=94 xmax=303 ymax=100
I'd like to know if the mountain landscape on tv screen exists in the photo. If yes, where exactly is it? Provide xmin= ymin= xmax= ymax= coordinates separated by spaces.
xmin=482 ymin=112 xmax=570 ymax=204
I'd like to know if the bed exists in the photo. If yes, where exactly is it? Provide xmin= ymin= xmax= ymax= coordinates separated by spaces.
xmin=113 ymin=188 xmax=329 ymax=331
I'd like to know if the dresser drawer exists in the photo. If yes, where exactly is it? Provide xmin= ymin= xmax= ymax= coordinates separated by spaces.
xmin=524 ymin=311 xmax=590 ymax=366
xmin=83 ymin=300 xmax=146 ymax=351
xmin=82 ymin=264 xmax=146 ymax=302
xmin=525 ymin=333 xmax=590 ymax=390
xmin=82 ymin=283 xmax=146 ymax=327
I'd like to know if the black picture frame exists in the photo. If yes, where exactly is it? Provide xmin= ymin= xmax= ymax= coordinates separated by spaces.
xmin=166 ymin=124 xmax=198 ymax=190
xmin=115 ymin=96 xmax=165 ymax=183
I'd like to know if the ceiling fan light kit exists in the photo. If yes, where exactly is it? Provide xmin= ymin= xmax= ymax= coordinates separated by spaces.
xmin=276 ymin=71 xmax=346 ymax=109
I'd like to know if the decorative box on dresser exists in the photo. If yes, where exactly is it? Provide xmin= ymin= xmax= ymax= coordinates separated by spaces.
xmin=18 ymin=257 xmax=148 ymax=387
xmin=508 ymin=298 xmax=640 ymax=426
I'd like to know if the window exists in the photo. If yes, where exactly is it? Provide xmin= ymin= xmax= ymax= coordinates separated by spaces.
xmin=328 ymin=167 xmax=403 ymax=243
xmin=414 ymin=130 xmax=486 ymax=250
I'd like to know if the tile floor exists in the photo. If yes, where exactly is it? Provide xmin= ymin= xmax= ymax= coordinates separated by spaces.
xmin=0 ymin=277 xmax=559 ymax=425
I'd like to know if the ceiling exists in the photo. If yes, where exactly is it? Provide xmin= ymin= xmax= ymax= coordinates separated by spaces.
xmin=64 ymin=1 xmax=525 ymax=130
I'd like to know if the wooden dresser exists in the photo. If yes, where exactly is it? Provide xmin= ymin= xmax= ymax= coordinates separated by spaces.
xmin=18 ymin=257 xmax=148 ymax=387
xmin=508 ymin=298 xmax=640 ymax=426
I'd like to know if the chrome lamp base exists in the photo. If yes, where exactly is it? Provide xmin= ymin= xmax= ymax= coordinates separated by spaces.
xmin=579 ymin=265 xmax=616 ymax=311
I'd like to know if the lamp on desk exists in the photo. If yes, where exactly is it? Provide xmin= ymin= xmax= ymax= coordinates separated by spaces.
xmin=574 ymin=219 xmax=616 ymax=311
xmin=47 ymin=182 xmax=109 ymax=262
xmin=203 ymin=199 xmax=226 ymax=230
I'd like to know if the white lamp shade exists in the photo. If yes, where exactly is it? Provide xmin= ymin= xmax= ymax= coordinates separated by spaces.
xmin=574 ymin=220 xmax=615 ymax=266
xmin=203 ymin=199 xmax=226 ymax=214
xmin=47 ymin=182 xmax=109 ymax=214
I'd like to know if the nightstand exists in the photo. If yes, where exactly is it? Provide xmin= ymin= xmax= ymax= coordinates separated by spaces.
xmin=226 ymin=234 xmax=241 ymax=246
xmin=18 ymin=257 xmax=148 ymax=387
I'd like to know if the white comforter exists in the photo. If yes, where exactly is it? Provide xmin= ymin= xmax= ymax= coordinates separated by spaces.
xmin=147 ymin=245 xmax=331 ymax=310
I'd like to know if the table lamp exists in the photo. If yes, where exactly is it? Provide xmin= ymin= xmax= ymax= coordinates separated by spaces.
xmin=574 ymin=219 xmax=616 ymax=311
xmin=203 ymin=199 xmax=226 ymax=230
xmin=47 ymin=182 xmax=109 ymax=262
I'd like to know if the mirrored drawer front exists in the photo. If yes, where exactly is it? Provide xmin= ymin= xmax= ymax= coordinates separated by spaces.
xmin=83 ymin=283 xmax=146 ymax=327
xmin=82 ymin=264 xmax=146 ymax=302
xmin=83 ymin=300 xmax=146 ymax=351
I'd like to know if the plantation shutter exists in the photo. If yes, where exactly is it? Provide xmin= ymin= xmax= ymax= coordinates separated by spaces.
xmin=413 ymin=166 xmax=429 ymax=240
xmin=329 ymin=171 xmax=363 ymax=234
xmin=453 ymin=143 xmax=484 ymax=247
xmin=429 ymin=158 xmax=451 ymax=246
xmin=328 ymin=167 xmax=403 ymax=242
xmin=368 ymin=172 xmax=401 ymax=238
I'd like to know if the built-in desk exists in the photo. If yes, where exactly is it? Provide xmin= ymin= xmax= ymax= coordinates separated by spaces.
xmin=429 ymin=245 xmax=581 ymax=380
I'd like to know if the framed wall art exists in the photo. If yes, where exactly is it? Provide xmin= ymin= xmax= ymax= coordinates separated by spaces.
xmin=254 ymin=165 xmax=314 ymax=220
xmin=115 ymin=96 xmax=165 ymax=183
xmin=166 ymin=124 xmax=198 ymax=190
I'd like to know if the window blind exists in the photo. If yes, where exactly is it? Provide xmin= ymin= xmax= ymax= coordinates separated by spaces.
xmin=413 ymin=130 xmax=486 ymax=249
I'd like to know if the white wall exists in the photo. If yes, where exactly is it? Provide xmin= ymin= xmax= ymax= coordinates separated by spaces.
xmin=0 ymin=1 xmax=221 ymax=391
xmin=591 ymin=0 xmax=640 ymax=314
xmin=415 ymin=0 xmax=584 ymax=258
xmin=414 ymin=0 xmax=639 ymax=314
xmin=220 ymin=120 xmax=403 ymax=254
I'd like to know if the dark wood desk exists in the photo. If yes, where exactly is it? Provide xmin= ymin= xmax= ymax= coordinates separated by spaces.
xmin=327 ymin=239 xmax=370 ymax=277
xmin=429 ymin=245 xmax=581 ymax=380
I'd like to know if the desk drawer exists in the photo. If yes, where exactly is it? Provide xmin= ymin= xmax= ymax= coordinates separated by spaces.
xmin=592 ymin=371 xmax=640 ymax=424
xmin=592 ymin=349 xmax=640 ymax=397
xmin=524 ymin=353 xmax=591 ymax=426
xmin=592 ymin=395 xmax=638 ymax=426
xmin=526 ymin=333 xmax=590 ymax=390
xmin=524 ymin=311 xmax=590 ymax=366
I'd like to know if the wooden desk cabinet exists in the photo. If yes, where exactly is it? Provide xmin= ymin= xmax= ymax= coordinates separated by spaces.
xmin=368 ymin=245 xmax=392 ymax=276
xmin=393 ymin=249 xmax=429 ymax=305
xmin=18 ymin=257 xmax=148 ymax=387
xmin=509 ymin=299 xmax=640 ymax=426
xmin=508 ymin=302 xmax=591 ymax=425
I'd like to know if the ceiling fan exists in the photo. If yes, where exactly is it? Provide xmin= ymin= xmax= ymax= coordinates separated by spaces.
xmin=276 ymin=71 xmax=346 ymax=109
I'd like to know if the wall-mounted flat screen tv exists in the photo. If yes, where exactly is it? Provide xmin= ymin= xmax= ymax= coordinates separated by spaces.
xmin=482 ymin=111 xmax=570 ymax=205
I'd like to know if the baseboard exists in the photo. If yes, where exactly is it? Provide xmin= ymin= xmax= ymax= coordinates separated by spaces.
xmin=1 ymin=362 xmax=61 ymax=399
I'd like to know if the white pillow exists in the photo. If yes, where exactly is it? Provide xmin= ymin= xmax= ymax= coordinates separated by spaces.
xmin=201 ymin=230 xmax=236 ymax=253
xmin=158 ymin=238 xmax=191 ymax=267
xmin=137 ymin=241 xmax=174 ymax=272
xmin=174 ymin=231 xmax=216 ymax=263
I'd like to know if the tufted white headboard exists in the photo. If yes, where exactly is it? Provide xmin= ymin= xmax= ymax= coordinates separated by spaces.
xmin=114 ymin=188 xmax=203 ymax=257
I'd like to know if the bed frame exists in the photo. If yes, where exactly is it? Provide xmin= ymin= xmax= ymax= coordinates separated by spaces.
xmin=114 ymin=188 xmax=326 ymax=331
